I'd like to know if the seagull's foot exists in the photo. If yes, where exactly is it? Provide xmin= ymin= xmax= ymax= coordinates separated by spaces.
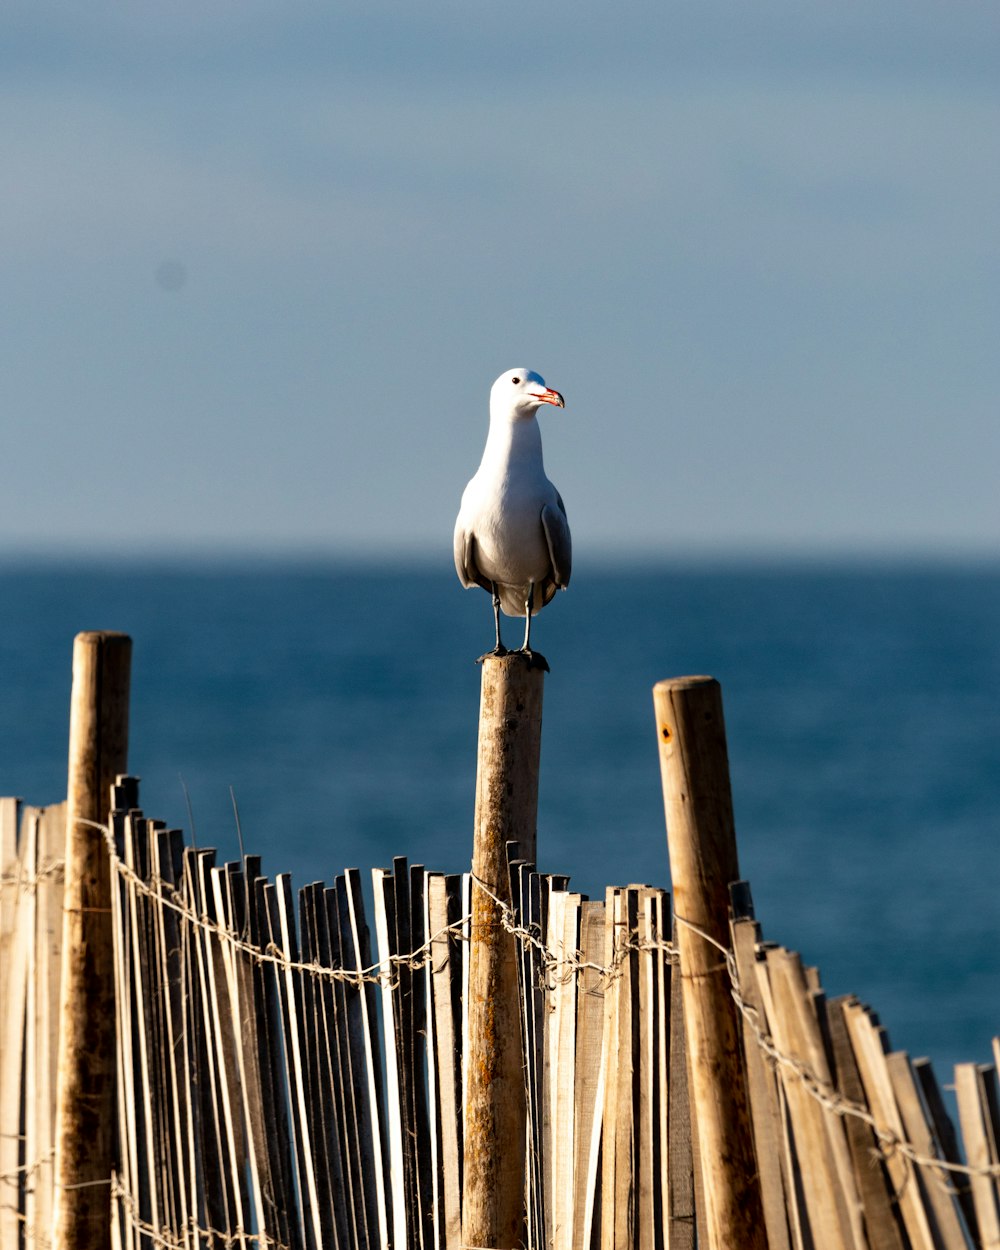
xmin=476 ymin=644 xmax=510 ymax=665
xmin=514 ymin=647 xmax=550 ymax=673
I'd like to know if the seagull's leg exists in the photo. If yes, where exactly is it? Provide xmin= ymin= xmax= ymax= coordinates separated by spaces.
xmin=478 ymin=585 xmax=509 ymax=663
xmin=493 ymin=585 xmax=505 ymax=651
xmin=487 ymin=583 xmax=508 ymax=656
xmin=515 ymin=584 xmax=549 ymax=670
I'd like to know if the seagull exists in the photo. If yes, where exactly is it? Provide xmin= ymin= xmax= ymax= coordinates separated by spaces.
xmin=454 ymin=368 xmax=571 ymax=664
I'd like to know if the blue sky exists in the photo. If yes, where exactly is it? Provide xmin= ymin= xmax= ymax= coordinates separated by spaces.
xmin=4 ymin=0 xmax=998 ymax=557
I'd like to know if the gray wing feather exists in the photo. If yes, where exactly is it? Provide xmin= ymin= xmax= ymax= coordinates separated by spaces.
xmin=453 ymin=524 xmax=491 ymax=592
xmin=541 ymin=498 xmax=572 ymax=589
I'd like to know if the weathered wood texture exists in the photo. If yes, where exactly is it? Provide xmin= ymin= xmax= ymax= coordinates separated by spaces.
xmin=505 ymin=866 xmax=675 ymax=1250
xmin=3 ymin=781 xmax=997 ymax=1250
xmin=0 ymin=803 xmax=66 ymax=1250
xmin=5 ymin=669 xmax=1000 ymax=1250
xmin=652 ymin=676 xmax=766 ymax=1250
xmin=464 ymin=653 xmax=544 ymax=1250
xmin=54 ymin=631 xmax=131 ymax=1250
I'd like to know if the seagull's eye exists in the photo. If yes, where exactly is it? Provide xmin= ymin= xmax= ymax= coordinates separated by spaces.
xmin=511 ymin=377 xmax=520 ymax=385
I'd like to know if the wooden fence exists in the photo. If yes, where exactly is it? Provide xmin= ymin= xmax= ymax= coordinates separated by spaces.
xmin=3 ymin=777 xmax=1000 ymax=1249
xmin=4 ymin=646 xmax=1000 ymax=1250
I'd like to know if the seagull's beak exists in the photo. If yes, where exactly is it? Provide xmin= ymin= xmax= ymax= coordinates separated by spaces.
xmin=534 ymin=387 xmax=565 ymax=408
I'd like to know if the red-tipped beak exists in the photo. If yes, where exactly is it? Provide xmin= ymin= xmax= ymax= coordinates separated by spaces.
xmin=535 ymin=387 xmax=565 ymax=408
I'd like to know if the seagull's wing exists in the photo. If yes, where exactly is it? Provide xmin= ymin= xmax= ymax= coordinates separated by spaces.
xmin=541 ymin=494 xmax=572 ymax=589
xmin=453 ymin=520 xmax=491 ymax=592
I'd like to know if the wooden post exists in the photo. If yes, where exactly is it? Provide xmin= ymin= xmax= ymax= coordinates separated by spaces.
xmin=54 ymin=632 xmax=132 ymax=1250
xmin=463 ymin=653 xmax=544 ymax=1250
xmin=652 ymin=676 xmax=766 ymax=1250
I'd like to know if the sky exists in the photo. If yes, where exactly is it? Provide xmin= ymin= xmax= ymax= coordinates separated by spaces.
xmin=3 ymin=0 xmax=998 ymax=559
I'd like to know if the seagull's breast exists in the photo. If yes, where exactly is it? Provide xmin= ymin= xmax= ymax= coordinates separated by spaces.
xmin=460 ymin=464 xmax=555 ymax=587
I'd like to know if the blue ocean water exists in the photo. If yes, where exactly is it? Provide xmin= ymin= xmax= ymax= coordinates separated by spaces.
xmin=2 ymin=557 xmax=998 ymax=1082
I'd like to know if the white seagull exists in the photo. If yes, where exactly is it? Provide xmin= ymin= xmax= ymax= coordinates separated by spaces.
xmin=454 ymin=368 xmax=571 ymax=662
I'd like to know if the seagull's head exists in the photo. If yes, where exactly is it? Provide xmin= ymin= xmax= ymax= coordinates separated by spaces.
xmin=490 ymin=368 xmax=565 ymax=422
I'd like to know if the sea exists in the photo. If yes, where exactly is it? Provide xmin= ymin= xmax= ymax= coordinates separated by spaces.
xmin=2 ymin=556 xmax=998 ymax=1086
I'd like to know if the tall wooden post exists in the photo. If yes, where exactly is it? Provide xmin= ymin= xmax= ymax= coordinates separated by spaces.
xmin=54 ymin=632 xmax=132 ymax=1250
xmin=463 ymin=653 xmax=544 ymax=1249
xmin=652 ymin=676 xmax=767 ymax=1250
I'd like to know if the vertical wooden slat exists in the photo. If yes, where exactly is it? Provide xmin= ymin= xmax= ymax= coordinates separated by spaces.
xmin=825 ymin=997 xmax=906 ymax=1250
xmin=729 ymin=902 xmax=793 ymax=1250
xmin=0 ymin=796 xmax=20 ymax=1020
xmin=422 ymin=877 xmax=441 ymax=1250
xmin=297 ymin=882 xmax=338 ymax=1249
xmin=380 ymin=857 xmax=434 ymax=1250
xmin=917 ymin=1056 xmax=979 ymax=1243
xmin=213 ymin=866 xmax=267 ymax=1244
xmin=124 ymin=812 xmax=161 ymax=1233
xmin=955 ymin=1063 xmax=1000 ymax=1250
xmin=546 ymin=888 xmax=580 ymax=1250
xmin=666 ymin=913 xmax=695 ymax=1250
xmin=886 ymin=1050 xmax=974 ymax=1249
xmin=208 ymin=863 xmax=252 ymax=1244
xmin=635 ymin=887 xmax=662 ymax=1250
xmin=407 ymin=862 xmax=433 ymax=1250
xmin=31 ymin=805 xmax=67 ymax=1247
xmin=197 ymin=859 xmax=245 ymax=1242
xmin=0 ymin=795 xmax=24 ymax=1250
xmin=574 ymin=898 xmax=606 ymax=1250
xmin=811 ymin=986 xmax=871 ymax=1248
xmin=517 ymin=862 xmax=545 ymax=1250
xmin=20 ymin=811 xmax=42 ymax=1247
xmin=461 ymin=871 xmax=471 ymax=1136
xmin=231 ymin=855 xmax=281 ymax=1248
xmin=144 ymin=818 xmax=174 ymax=1237
xmin=752 ymin=949 xmax=809 ymax=1250
xmin=262 ymin=880 xmax=301 ymax=1243
xmin=653 ymin=892 xmax=671 ymax=1250
xmin=373 ymin=867 xmax=407 ymax=1250
xmin=252 ymin=874 xmax=300 ymax=1250
xmin=151 ymin=828 xmax=190 ymax=1245
xmin=612 ymin=888 xmax=639 ymax=1250
xmin=843 ymin=999 xmax=939 ymax=1250
xmin=336 ymin=877 xmax=379 ymax=1250
xmin=319 ymin=882 xmax=354 ymax=1250
xmin=109 ymin=799 xmax=137 ymax=1250
xmin=543 ymin=886 xmax=563 ymax=1247
xmin=427 ymin=873 xmax=463 ymax=1249
xmin=599 ymin=887 xmax=620 ymax=1250
xmin=765 ymin=948 xmax=862 ymax=1250
xmin=188 ymin=849 xmax=237 ymax=1240
xmin=343 ymin=868 xmax=391 ymax=1250
xmin=389 ymin=859 xmax=419 ymax=1250
xmin=273 ymin=873 xmax=322 ymax=1250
